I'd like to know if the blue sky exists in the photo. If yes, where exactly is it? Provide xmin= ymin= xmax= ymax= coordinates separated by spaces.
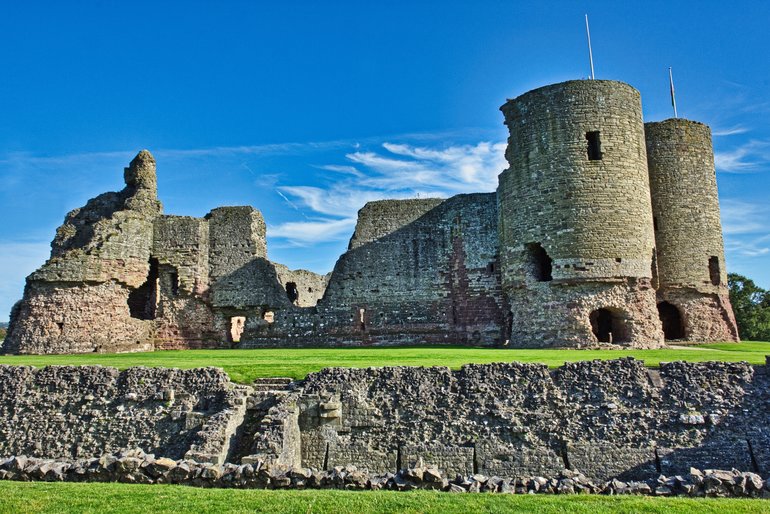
xmin=1 ymin=1 xmax=769 ymax=321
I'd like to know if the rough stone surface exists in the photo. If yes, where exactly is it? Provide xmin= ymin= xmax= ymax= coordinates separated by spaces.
xmin=240 ymin=194 xmax=507 ymax=347
xmin=4 ymin=79 xmax=738 ymax=353
xmin=297 ymin=359 xmax=770 ymax=481
xmin=0 ymin=360 xmax=768 ymax=492
xmin=0 ymin=451 xmax=766 ymax=497
xmin=0 ymin=365 xmax=249 ymax=463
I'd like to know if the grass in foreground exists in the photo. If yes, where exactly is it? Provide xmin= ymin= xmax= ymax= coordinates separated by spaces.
xmin=0 ymin=342 xmax=767 ymax=384
xmin=0 ymin=482 xmax=768 ymax=514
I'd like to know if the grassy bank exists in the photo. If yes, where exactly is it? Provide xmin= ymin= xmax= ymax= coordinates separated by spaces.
xmin=0 ymin=342 xmax=767 ymax=383
xmin=0 ymin=482 xmax=768 ymax=514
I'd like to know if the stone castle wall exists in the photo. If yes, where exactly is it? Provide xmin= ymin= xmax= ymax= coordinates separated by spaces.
xmin=3 ymin=78 xmax=739 ymax=353
xmin=4 ymin=151 xmax=162 ymax=354
xmin=498 ymin=80 xmax=655 ymax=280
xmin=348 ymin=198 xmax=444 ymax=250
xmin=0 ymin=360 xmax=768 ymax=484
xmin=240 ymin=194 xmax=507 ymax=347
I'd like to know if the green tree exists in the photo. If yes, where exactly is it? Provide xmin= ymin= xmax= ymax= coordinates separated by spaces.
xmin=728 ymin=273 xmax=770 ymax=341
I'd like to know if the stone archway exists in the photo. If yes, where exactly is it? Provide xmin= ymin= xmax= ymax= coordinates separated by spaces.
xmin=658 ymin=301 xmax=685 ymax=340
xmin=589 ymin=308 xmax=630 ymax=344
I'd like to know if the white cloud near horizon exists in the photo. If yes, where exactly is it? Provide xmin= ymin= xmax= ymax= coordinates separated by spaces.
xmin=267 ymin=141 xmax=507 ymax=246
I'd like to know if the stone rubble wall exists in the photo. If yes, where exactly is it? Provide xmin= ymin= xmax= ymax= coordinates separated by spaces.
xmin=0 ymin=365 xmax=250 ymax=463
xmin=0 ymin=360 xmax=769 ymax=495
xmin=299 ymin=359 xmax=770 ymax=482
xmin=1 ymin=450 xmax=768 ymax=498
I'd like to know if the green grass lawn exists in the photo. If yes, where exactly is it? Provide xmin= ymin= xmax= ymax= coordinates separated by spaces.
xmin=0 ymin=342 xmax=767 ymax=384
xmin=0 ymin=482 xmax=767 ymax=514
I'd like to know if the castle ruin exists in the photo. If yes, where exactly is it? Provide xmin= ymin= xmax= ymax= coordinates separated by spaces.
xmin=2 ymin=79 xmax=738 ymax=354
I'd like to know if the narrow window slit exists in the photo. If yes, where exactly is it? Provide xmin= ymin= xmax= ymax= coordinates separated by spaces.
xmin=586 ymin=131 xmax=602 ymax=160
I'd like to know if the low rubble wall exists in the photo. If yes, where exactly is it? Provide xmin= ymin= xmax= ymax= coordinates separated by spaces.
xmin=0 ymin=359 xmax=769 ymax=494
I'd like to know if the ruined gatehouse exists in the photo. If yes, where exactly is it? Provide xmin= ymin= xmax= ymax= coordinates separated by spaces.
xmin=2 ymin=79 xmax=738 ymax=354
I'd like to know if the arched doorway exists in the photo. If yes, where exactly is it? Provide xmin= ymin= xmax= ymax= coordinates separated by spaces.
xmin=525 ymin=242 xmax=553 ymax=282
xmin=589 ymin=308 xmax=630 ymax=343
xmin=658 ymin=302 xmax=685 ymax=340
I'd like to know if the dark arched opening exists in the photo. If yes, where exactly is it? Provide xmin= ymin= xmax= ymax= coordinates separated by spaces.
xmin=286 ymin=282 xmax=299 ymax=303
xmin=128 ymin=258 xmax=159 ymax=320
xmin=589 ymin=308 xmax=630 ymax=343
xmin=525 ymin=242 xmax=552 ymax=282
xmin=658 ymin=301 xmax=685 ymax=340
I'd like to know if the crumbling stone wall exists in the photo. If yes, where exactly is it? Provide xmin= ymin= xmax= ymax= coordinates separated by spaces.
xmin=298 ymin=359 xmax=770 ymax=482
xmin=645 ymin=119 xmax=738 ymax=342
xmin=348 ymin=198 xmax=444 ymax=249
xmin=240 ymin=194 xmax=507 ymax=347
xmin=273 ymin=264 xmax=329 ymax=307
xmin=0 ymin=360 xmax=768 ymax=485
xmin=0 ymin=365 xmax=250 ymax=464
xmin=3 ymin=151 xmax=162 ymax=354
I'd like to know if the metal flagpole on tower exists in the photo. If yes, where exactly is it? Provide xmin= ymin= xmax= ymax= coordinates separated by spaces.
xmin=669 ymin=67 xmax=678 ymax=118
xmin=585 ymin=14 xmax=595 ymax=80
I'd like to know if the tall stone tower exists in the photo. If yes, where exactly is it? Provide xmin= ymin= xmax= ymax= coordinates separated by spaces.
xmin=645 ymin=119 xmax=739 ymax=341
xmin=497 ymin=80 xmax=663 ymax=348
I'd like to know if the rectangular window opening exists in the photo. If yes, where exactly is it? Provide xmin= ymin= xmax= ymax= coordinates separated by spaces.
xmin=709 ymin=256 xmax=721 ymax=286
xmin=586 ymin=131 xmax=602 ymax=161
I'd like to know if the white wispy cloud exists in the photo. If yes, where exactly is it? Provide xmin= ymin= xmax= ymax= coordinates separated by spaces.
xmin=712 ymin=125 xmax=749 ymax=137
xmin=721 ymin=199 xmax=770 ymax=259
xmin=725 ymin=239 xmax=770 ymax=258
xmin=269 ymin=141 xmax=507 ymax=246
xmin=714 ymin=140 xmax=770 ymax=173
xmin=267 ymin=218 xmax=357 ymax=245
xmin=721 ymin=199 xmax=769 ymax=235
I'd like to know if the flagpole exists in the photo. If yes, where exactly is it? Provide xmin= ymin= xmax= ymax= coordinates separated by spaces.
xmin=669 ymin=67 xmax=678 ymax=118
xmin=585 ymin=15 xmax=595 ymax=80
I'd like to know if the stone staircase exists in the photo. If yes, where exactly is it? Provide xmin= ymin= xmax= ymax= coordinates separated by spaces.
xmin=225 ymin=378 xmax=301 ymax=466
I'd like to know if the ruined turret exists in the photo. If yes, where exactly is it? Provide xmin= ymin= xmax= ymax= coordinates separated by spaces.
xmin=3 ymin=151 xmax=163 ymax=354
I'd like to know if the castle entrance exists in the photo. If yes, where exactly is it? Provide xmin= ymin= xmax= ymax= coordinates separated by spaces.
xmin=589 ymin=308 xmax=629 ymax=343
xmin=658 ymin=302 xmax=685 ymax=340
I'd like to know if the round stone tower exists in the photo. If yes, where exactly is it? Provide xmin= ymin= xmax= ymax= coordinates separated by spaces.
xmin=497 ymin=79 xmax=663 ymax=348
xmin=645 ymin=119 xmax=739 ymax=341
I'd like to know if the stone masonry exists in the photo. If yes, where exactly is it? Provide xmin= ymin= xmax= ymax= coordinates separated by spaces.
xmin=1 ymin=360 xmax=769 ymax=487
xmin=3 ymin=78 xmax=738 ymax=353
